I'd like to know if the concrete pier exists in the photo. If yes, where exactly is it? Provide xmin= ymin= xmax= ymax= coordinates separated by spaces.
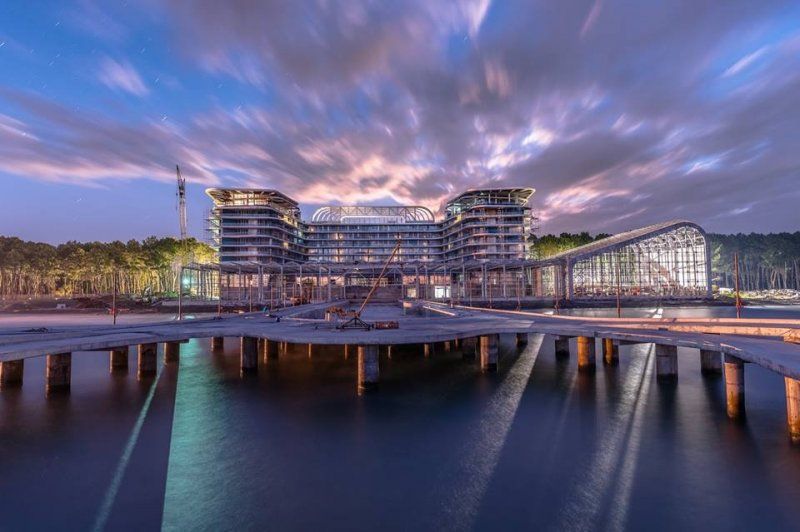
xmin=724 ymin=355 xmax=745 ymax=419
xmin=785 ymin=378 xmax=800 ymax=443
xmin=576 ymin=336 xmax=595 ymax=371
xmin=602 ymin=338 xmax=618 ymax=365
xmin=516 ymin=333 xmax=528 ymax=346
xmin=461 ymin=337 xmax=477 ymax=360
xmin=109 ymin=347 xmax=128 ymax=372
xmin=424 ymin=343 xmax=433 ymax=358
xmin=479 ymin=334 xmax=499 ymax=372
xmin=240 ymin=337 xmax=258 ymax=374
xmin=344 ymin=344 xmax=349 ymax=359
xmin=211 ymin=336 xmax=224 ymax=350
xmin=655 ymin=344 xmax=678 ymax=380
xmin=700 ymin=349 xmax=722 ymax=375
xmin=554 ymin=336 xmax=570 ymax=358
xmin=261 ymin=339 xmax=279 ymax=362
xmin=137 ymin=343 xmax=157 ymax=379
xmin=357 ymin=345 xmax=379 ymax=393
xmin=164 ymin=342 xmax=180 ymax=364
xmin=46 ymin=353 xmax=71 ymax=391
xmin=0 ymin=360 xmax=24 ymax=388
xmin=443 ymin=341 xmax=451 ymax=352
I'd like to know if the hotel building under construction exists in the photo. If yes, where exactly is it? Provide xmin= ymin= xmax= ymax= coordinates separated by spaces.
xmin=187 ymin=187 xmax=711 ymax=305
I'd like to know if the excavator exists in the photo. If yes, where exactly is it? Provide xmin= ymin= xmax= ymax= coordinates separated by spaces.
xmin=332 ymin=241 xmax=402 ymax=330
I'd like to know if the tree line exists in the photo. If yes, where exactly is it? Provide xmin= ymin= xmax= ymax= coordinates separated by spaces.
xmin=531 ymin=231 xmax=800 ymax=291
xmin=0 ymin=236 xmax=214 ymax=299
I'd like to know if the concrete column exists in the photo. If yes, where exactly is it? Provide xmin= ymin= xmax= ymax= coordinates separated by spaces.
xmin=357 ymin=345 xmax=379 ymax=393
xmin=211 ymin=337 xmax=224 ymax=350
xmin=479 ymin=334 xmax=499 ymax=372
xmin=308 ymin=343 xmax=313 ymax=358
xmin=554 ymin=336 xmax=570 ymax=358
xmin=138 ymin=343 xmax=157 ymax=379
xmin=46 ymin=353 xmax=71 ymax=391
xmin=454 ymin=338 xmax=461 ymax=349
xmin=576 ymin=336 xmax=595 ymax=371
xmin=700 ymin=349 xmax=722 ymax=375
xmin=724 ymin=355 xmax=745 ymax=419
xmin=424 ymin=343 xmax=433 ymax=358
xmin=240 ymin=336 xmax=258 ymax=374
xmin=602 ymin=338 xmax=619 ymax=366
xmin=387 ymin=345 xmax=393 ymax=359
xmin=0 ymin=360 xmax=24 ymax=388
xmin=164 ymin=342 xmax=180 ymax=364
xmin=109 ymin=347 xmax=128 ymax=372
xmin=461 ymin=337 xmax=477 ymax=360
xmin=261 ymin=339 xmax=278 ymax=362
xmin=443 ymin=341 xmax=451 ymax=352
xmin=516 ymin=333 xmax=529 ymax=346
xmin=344 ymin=344 xmax=350 ymax=360
xmin=655 ymin=344 xmax=678 ymax=380
xmin=786 ymin=377 xmax=800 ymax=444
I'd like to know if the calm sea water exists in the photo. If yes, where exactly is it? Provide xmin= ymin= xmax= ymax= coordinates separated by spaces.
xmin=2 ymin=306 xmax=800 ymax=531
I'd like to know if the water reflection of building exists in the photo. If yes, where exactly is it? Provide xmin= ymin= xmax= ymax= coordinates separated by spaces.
xmin=195 ymin=187 xmax=710 ymax=304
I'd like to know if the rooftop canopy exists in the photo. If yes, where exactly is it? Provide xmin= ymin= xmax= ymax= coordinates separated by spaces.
xmin=445 ymin=187 xmax=535 ymax=217
xmin=310 ymin=205 xmax=435 ymax=224
xmin=205 ymin=188 xmax=300 ymax=212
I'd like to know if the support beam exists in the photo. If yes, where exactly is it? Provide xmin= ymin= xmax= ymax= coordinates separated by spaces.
xmin=602 ymin=338 xmax=618 ymax=366
xmin=0 ymin=360 xmax=24 ymax=388
xmin=357 ymin=345 xmax=379 ymax=393
xmin=137 ymin=343 xmax=157 ymax=379
xmin=724 ymin=355 xmax=745 ymax=419
xmin=516 ymin=333 xmax=529 ymax=346
xmin=786 ymin=377 xmax=800 ymax=444
xmin=109 ymin=347 xmax=128 ymax=372
xmin=164 ymin=342 xmax=180 ymax=364
xmin=480 ymin=334 xmax=499 ymax=372
xmin=655 ymin=344 xmax=678 ymax=381
xmin=554 ymin=336 xmax=570 ymax=358
xmin=211 ymin=337 xmax=224 ymax=350
xmin=46 ymin=353 xmax=71 ymax=392
xmin=700 ymin=349 xmax=722 ymax=375
xmin=240 ymin=337 xmax=258 ymax=374
xmin=576 ymin=336 xmax=595 ymax=371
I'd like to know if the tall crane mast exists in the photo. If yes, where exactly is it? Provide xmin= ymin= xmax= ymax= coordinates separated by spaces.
xmin=176 ymin=165 xmax=187 ymax=240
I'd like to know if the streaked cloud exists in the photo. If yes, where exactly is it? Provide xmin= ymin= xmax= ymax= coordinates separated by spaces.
xmin=1 ymin=0 xmax=799 ymax=240
xmin=97 ymin=58 xmax=149 ymax=96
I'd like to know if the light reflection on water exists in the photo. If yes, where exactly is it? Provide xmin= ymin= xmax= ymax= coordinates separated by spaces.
xmin=1 ymin=306 xmax=800 ymax=530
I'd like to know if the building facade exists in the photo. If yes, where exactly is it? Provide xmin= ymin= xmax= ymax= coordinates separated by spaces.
xmin=206 ymin=187 xmax=535 ymax=266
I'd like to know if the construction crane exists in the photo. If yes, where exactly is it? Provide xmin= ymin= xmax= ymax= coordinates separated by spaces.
xmin=336 ymin=240 xmax=402 ymax=330
xmin=176 ymin=165 xmax=187 ymax=240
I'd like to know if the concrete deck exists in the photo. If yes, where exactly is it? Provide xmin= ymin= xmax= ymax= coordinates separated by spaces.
xmin=1 ymin=301 xmax=800 ymax=380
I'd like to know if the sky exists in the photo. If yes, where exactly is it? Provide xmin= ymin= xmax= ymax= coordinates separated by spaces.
xmin=0 ymin=0 xmax=799 ymax=244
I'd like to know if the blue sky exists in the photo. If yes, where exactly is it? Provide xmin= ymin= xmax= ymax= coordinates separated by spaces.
xmin=1 ymin=0 xmax=799 ymax=243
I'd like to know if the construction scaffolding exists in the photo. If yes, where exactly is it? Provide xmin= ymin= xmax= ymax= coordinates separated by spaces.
xmin=182 ymin=220 xmax=711 ymax=307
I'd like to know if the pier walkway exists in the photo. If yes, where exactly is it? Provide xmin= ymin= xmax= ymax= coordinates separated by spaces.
xmin=1 ymin=301 xmax=799 ymax=442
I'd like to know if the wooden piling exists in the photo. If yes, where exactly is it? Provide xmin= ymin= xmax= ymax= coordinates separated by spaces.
xmin=164 ymin=342 xmax=180 ymax=364
xmin=577 ymin=336 xmax=595 ymax=371
xmin=109 ymin=347 xmax=128 ymax=372
xmin=655 ymin=344 xmax=678 ymax=381
xmin=240 ymin=337 xmax=258 ymax=374
xmin=0 ymin=360 xmax=24 ymax=388
xmin=46 ymin=353 xmax=71 ymax=392
xmin=786 ymin=377 xmax=800 ymax=444
xmin=724 ymin=355 xmax=745 ymax=419
xmin=602 ymin=338 xmax=619 ymax=365
xmin=700 ymin=349 xmax=722 ymax=375
xmin=137 ymin=343 xmax=157 ymax=379
xmin=554 ymin=336 xmax=570 ymax=358
xmin=358 ymin=345 xmax=379 ymax=393
xmin=480 ymin=334 xmax=499 ymax=372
